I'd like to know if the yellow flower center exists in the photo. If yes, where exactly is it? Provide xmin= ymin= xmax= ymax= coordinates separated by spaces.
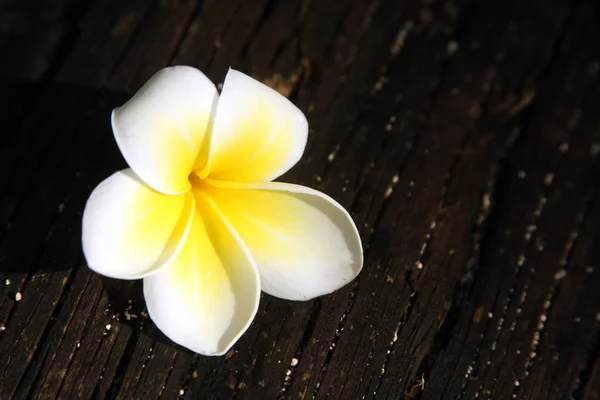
xmin=188 ymin=171 xmax=208 ymax=193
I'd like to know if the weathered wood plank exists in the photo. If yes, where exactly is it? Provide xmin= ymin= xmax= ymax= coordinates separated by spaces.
xmin=421 ymin=1 xmax=600 ymax=398
xmin=0 ymin=0 xmax=599 ymax=398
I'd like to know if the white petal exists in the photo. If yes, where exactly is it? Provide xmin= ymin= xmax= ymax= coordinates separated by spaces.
xmin=205 ymin=180 xmax=363 ymax=301
xmin=82 ymin=169 xmax=194 ymax=279
xmin=143 ymin=193 xmax=260 ymax=355
xmin=112 ymin=66 xmax=218 ymax=194
xmin=204 ymin=68 xmax=308 ymax=182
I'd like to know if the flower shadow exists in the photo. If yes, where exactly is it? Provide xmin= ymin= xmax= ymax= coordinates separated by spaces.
xmin=0 ymin=77 xmax=130 ymax=275
xmin=100 ymin=277 xmax=184 ymax=353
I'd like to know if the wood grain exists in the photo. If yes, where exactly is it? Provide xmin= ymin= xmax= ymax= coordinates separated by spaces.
xmin=0 ymin=0 xmax=598 ymax=398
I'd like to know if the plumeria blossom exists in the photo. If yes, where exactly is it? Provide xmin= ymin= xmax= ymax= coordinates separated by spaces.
xmin=81 ymin=66 xmax=363 ymax=356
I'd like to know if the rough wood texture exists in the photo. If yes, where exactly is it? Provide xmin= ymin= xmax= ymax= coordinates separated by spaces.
xmin=1 ymin=0 xmax=599 ymax=398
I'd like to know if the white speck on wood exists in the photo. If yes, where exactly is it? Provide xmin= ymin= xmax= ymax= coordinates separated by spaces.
xmin=447 ymin=41 xmax=458 ymax=55
xmin=390 ymin=21 xmax=414 ymax=55
xmin=553 ymin=269 xmax=567 ymax=281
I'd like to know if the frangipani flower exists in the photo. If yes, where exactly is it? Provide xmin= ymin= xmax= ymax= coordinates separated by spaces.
xmin=82 ymin=66 xmax=363 ymax=355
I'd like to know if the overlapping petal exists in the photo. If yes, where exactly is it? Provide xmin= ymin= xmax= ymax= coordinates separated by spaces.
xmin=203 ymin=69 xmax=308 ymax=182
xmin=204 ymin=180 xmax=363 ymax=301
xmin=82 ymin=169 xmax=194 ymax=279
xmin=143 ymin=193 xmax=260 ymax=355
xmin=112 ymin=66 xmax=217 ymax=194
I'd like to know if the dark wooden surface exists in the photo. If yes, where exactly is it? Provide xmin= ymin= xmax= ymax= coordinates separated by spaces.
xmin=1 ymin=0 xmax=599 ymax=398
